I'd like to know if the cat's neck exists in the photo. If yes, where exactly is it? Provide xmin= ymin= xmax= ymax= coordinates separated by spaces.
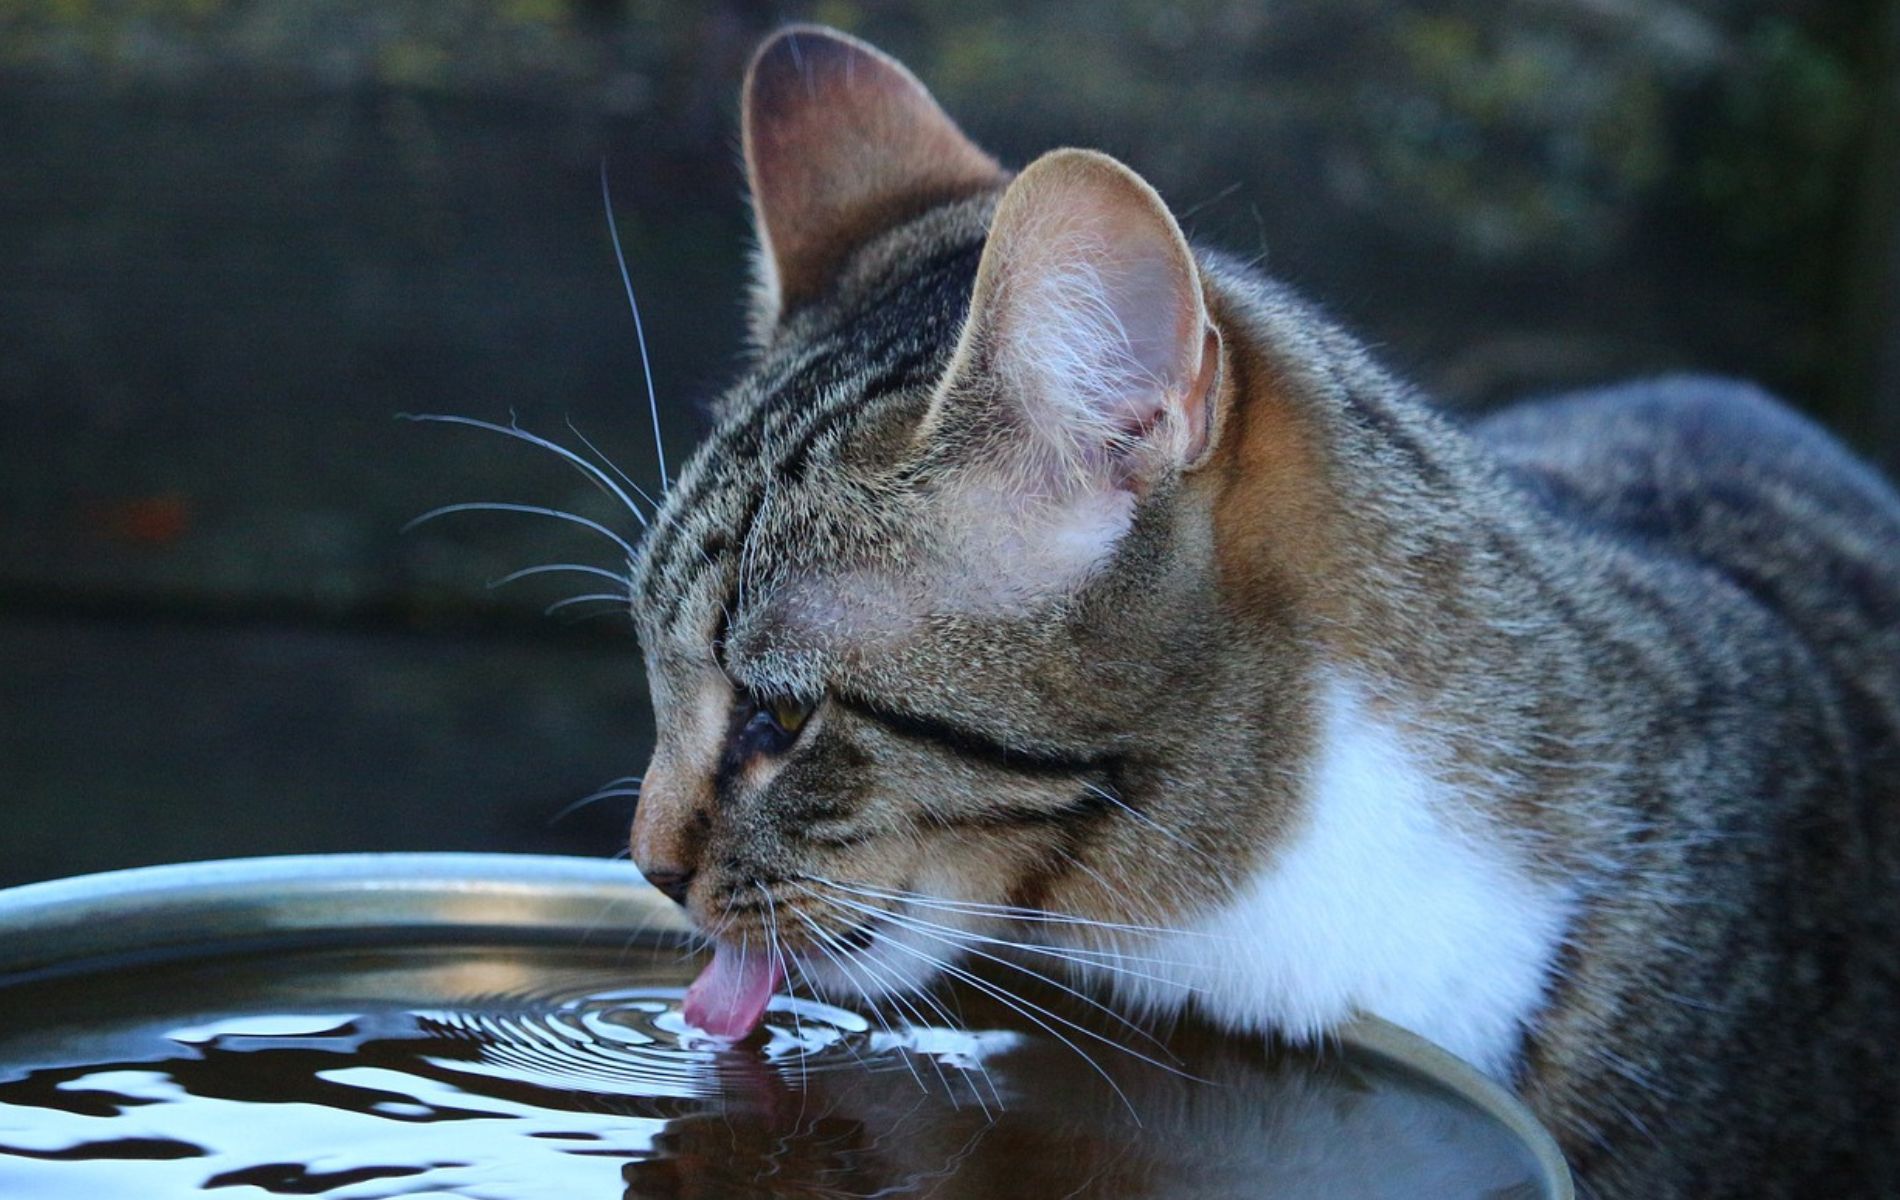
xmin=1204 ymin=258 xmax=1617 ymax=838
xmin=1100 ymin=260 xmax=1627 ymax=1072
xmin=1083 ymin=670 xmax=1576 ymax=1077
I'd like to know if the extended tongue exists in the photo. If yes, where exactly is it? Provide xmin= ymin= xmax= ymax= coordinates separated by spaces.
xmin=682 ymin=941 xmax=785 ymax=1040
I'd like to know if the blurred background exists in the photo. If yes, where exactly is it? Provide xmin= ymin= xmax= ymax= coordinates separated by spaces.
xmin=3 ymin=0 xmax=1897 ymax=888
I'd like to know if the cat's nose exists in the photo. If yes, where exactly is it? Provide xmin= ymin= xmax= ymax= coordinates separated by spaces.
xmin=642 ymin=865 xmax=696 ymax=907
xmin=630 ymin=758 xmax=710 ymax=910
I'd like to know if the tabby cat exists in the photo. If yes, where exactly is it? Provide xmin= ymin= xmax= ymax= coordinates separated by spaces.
xmin=623 ymin=25 xmax=1900 ymax=1198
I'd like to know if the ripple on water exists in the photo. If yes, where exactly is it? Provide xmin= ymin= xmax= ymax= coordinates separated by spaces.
xmin=0 ymin=944 xmax=1550 ymax=1199
xmin=414 ymin=984 xmax=893 ymax=1100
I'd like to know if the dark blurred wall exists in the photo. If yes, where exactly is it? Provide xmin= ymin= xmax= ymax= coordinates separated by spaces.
xmin=1 ymin=0 xmax=1895 ymax=887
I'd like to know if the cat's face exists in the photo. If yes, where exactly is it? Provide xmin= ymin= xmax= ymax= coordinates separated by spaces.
xmin=629 ymin=26 xmax=1302 ymax=1019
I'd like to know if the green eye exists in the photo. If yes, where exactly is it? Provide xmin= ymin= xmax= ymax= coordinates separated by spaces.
xmin=736 ymin=694 xmax=816 ymax=760
xmin=769 ymin=696 xmax=815 ymax=734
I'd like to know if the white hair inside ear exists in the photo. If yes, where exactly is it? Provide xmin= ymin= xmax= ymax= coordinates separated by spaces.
xmin=919 ymin=148 xmax=1219 ymax=602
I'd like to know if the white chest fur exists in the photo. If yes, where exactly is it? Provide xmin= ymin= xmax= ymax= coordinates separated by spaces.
xmin=1082 ymin=676 xmax=1572 ymax=1079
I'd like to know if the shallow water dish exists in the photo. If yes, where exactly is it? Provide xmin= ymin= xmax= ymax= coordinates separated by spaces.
xmin=0 ymin=852 xmax=1573 ymax=1198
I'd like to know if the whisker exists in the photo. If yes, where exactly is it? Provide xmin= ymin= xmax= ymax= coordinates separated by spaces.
xmin=789 ymin=896 xmax=1003 ymax=1116
xmin=1078 ymin=780 xmax=1214 ymax=865
xmin=803 ymin=889 xmax=1195 ymax=1087
xmin=397 ymin=413 xmax=649 ymax=528
xmin=841 ymin=913 xmax=1144 ymax=1121
xmin=488 ymin=562 xmax=631 ymax=590
xmin=403 ymin=502 xmax=638 ymax=560
xmin=809 ymin=877 xmax=1206 ymax=979
xmin=755 ymin=886 xmax=812 ymax=1099
xmin=599 ymin=159 xmax=668 ymax=492
xmin=566 ymin=418 xmax=662 ymax=513
xmin=783 ymin=952 xmax=878 ymax=1086
xmin=868 ymin=957 xmax=1004 ymax=1118
xmin=549 ymin=786 xmax=642 ymax=826
xmin=877 ymin=904 xmax=1207 ymax=990
xmin=792 ymin=909 xmax=929 ymax=1095
xmin=827 ymin=935 xmax=961 ymax=1104
xmin=806 ymin=875 xmax=1227 ymax=942
xmin=544 ymin=592 xmax=632 ymax=616
xmin=804 ymin=885 xmax=1189 ymax=1061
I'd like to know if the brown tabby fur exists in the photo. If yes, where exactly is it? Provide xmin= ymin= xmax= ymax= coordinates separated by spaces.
xmin=627 ymin=25 xmax=1900 ymax=1198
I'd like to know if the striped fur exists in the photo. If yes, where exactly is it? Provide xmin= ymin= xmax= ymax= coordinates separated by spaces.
xmin=627 ymin=26 xmax=1900 ymax=1199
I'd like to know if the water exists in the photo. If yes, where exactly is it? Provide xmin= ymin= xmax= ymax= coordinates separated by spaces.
xmin=0 ymin=943 xmax=1547 ymax=1198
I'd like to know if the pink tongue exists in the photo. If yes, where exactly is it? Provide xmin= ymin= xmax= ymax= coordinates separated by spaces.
xmin=682 ymin=942 xmax=785 ymax=1040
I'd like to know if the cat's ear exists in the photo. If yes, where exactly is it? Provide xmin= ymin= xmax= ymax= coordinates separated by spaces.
xmin=938 ymin=148 xmax=1220 ymax=491
xmin=742 ymin=25 xmax=1006 ymax=335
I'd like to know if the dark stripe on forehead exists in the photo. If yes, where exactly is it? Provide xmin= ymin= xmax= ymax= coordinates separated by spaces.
xmin=836 ymin=694 xmax=1117 ymax=778
xmin=709 ymin=238 xmax=980 ymax=482
xmin=772 ymin=346 xmax=943 ymax=487
xmin=641 ymin=238 xmax=983 ymax=617
xmin=692 ymin=239 xmax=980 ymax=493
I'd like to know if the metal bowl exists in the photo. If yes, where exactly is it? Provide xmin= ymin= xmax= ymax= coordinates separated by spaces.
xmin=0 ymin=852 xmax=1572 ymax=1198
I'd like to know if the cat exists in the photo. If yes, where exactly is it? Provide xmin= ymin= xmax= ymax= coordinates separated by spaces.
xmin=621 ymin=24 xmax=1900 ymax=1199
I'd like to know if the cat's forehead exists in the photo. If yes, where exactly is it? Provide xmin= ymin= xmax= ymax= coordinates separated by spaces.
xmin=632 ymin=213 xmax=992 ymax=684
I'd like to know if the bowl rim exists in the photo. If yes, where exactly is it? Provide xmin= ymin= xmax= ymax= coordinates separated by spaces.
xmin=0 ymin=851 xmax=1571 ymax=1196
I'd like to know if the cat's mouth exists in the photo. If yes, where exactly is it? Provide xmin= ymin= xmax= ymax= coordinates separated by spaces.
xmin=682 ymin=939 xmax=785 ymax=1039
xmin=682 ymin=908 xmax=890 ymax=1040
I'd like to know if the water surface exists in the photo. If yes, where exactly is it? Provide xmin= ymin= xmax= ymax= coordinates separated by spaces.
xmin=0 ymin=944 xmax=1545 ymax=1198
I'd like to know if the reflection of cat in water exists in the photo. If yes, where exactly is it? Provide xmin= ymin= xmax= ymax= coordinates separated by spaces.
xmin=608 ymin=22 xmax=1900 ymax=1200
xmin=622 ymin=1018 xmax=1538 ymax=1200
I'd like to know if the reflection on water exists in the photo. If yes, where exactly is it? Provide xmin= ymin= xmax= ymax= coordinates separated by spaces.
xmin=0 ymin=945 xmax=1544 ymax=1198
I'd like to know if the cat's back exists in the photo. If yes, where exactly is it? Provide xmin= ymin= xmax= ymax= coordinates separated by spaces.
xmin=1475 ymin=377 xmax=1900 ymax=1197
xmin=1477 ymin=376 xmax=1900 ymax=718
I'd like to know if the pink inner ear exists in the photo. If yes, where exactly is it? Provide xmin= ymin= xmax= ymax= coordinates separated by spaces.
xmin=1108 ymin=251 xmax=1200 ymax=398
xmin=971 ymin=152 xmax=1208 ymax=482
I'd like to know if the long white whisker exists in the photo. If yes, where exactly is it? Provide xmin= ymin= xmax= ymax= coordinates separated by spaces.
xmin=842 ymin=914 xmax=1144 ymax=1121
xmin=831 ymin=938 xmax=960 ymax=1105
xmin=867 ymin=956 xmax=1003 ymax=1119
xmin=566 ymin=417 xmax=662 ymax=513
xmin=549 ymin=787 xmax=641 ymax=825
xmin=809 ymin=877 xmax=1207 ymax=977
xmin=403 ymin=502 xmax=638 ymax=560
xmin=488 ymin=562 xmax=630 ymax=590
xmin=756 ymin=886 xmax=810 ymax=1098
xmin=599 ymin=159 xmax=668 ymax=492
xmin=792 ymin=910 xmax=928 ymax=1094
xmin=784 ymin=952 xmax=877 ymax=1082
xmin=544 ymin=592 xmax=631 ymax=616
xmin=788 ymin=895 xmax=1003 ymax=1116
xmin=811 ymin=898 xmax=1192 ymax=1088
xmin=854 ymin=900 xmax=1210 ymax=990
xmin=1078 ymin=781 xmax=1217 ymax=868
xmin=807 ymin=875 xmax=1228 ymax=942
xmin=397 ymin=413 xmax=649 ymax=527
xmin=804 ymin=884 xmax=1189 ymax=1063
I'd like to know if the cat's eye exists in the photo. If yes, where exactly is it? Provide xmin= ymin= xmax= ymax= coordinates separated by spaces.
xmin=735 ymin=694 xmax=817 ymax=760
xmin=768 ymin=696 xmax=814 ymax=734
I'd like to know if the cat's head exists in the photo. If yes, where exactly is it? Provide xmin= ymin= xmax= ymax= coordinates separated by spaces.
xmin=629 ymin=26 xmax=1317 ymax=1024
